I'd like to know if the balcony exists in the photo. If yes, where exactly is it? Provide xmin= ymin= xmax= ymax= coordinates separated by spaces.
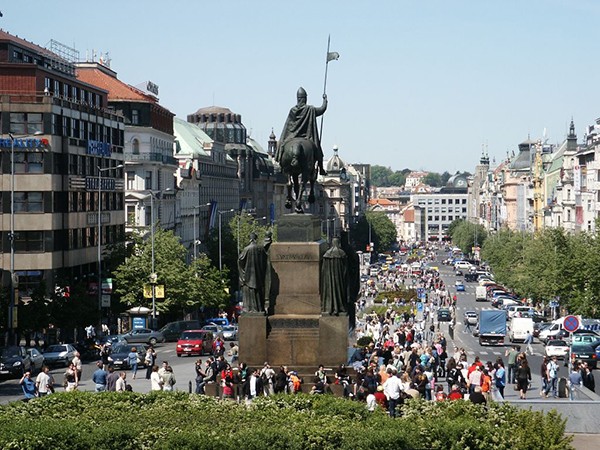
xmin=124 ymin=152 xmax=178 ymax=166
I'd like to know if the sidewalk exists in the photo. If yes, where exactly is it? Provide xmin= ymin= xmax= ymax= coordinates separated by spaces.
xmin=569 ymin=434 xmax=597 ymax=450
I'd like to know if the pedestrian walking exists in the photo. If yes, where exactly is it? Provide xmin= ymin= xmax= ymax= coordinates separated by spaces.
xmin=524 ymin=331 xmax=534 ymax=355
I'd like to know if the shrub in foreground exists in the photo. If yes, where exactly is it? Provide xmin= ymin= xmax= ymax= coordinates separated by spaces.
xmin=0 ymin=392 xmax=573 ymax=450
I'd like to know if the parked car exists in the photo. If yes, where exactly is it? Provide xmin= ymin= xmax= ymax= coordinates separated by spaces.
xmin=204 ymin=317 xmax=230 ymax=327
xmin=544 ymin=339 xmax=570 ymax=359
xmin=437 ymin=308 xmax=452 ymax=322
xmin=455 ymin=281 xmax=465 ymax=292
xmin=43 ymin=344 xmax=77 ymax=367
xmin=221 ymin=325 xmax=238 ymax=341
xmin=570 ymin=341 xmax=599 ymax=369
xmin=464 ymin=311 xmax=478 ymax=326
xmin=454 ymin=261 xmax=473 ymax=271
xmin=108 ymin=343 xmax=148 ymax=370
xmin=0 ymin=346 xmax=33 ymax=378
xmin=26 ymin=348 xmax=45 ymax=373
xmin=571 ymin=332 xmax=600 ymax=345
xmin=159 ymin=320 xmax=201 ymax=342
xmin=120 ymin=328 xmax=165 ymax=345
xmin=176 ymin=330 xmax=215 ymax=357
xmin=464 ymin=273 xmax=478 ymax=282
xmin=202 ymin=323 xmax=223 ymax=337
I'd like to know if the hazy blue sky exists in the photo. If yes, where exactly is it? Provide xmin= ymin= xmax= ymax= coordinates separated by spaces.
xmin=3 ymin=1 xmax=599 ymax=173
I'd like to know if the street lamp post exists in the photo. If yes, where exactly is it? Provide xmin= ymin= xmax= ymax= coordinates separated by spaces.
xmin=193 ymin=203 xmax=212 ymax=260
xmin=98 ymin=164 xmax=123 ymax=328
xmin=218 ymin=209 xmax=235 ymax=271
xmin=7 ymin=131 xmax=43 ymax=344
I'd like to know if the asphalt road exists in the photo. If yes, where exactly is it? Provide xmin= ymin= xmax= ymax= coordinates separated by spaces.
xmin=0 ymin=340 xmax=238 ymax=403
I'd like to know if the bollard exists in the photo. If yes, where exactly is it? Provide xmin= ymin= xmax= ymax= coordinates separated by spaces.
xmin=189 ymin=380 xmax=192 ymax=394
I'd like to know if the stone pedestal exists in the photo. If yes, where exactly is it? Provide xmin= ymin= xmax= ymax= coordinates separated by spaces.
xmin=318 ymin=315 xmax=349 ymax=365
xmin=238 ymin=214 xmax=349 ymax=368
xmin=238 ymin=314 xmax=267 ymax=366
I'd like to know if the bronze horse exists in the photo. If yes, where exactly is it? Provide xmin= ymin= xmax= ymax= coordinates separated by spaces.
xmin=278 ymin=138 xmax=318 ymax=213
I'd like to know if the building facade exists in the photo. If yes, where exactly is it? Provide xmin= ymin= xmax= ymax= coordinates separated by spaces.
xmin=76 ymin=62 xmax=178 ymax=239
xmin=173 ymin=117 xmax=239 ymax=259
xmin=411 ymin=174 xmax=469 ymax=241
xmin=0 ymin=32 xmax=125 ymax=301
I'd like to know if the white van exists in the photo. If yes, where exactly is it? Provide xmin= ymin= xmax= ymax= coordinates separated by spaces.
xmin=508 ymin=317 xmax=534 ymax=342
xmin=506 ymin=305 xmax=533 ymax=319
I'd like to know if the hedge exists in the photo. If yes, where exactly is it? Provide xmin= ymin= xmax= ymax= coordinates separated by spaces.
xmin=0 ymin=392 xmax=573 ymax=450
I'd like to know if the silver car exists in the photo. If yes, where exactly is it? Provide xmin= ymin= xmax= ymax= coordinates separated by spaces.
xmin=43 ymin=344 xmax=77 ymax=367
xmin=120 ymin=328 xmax=165 ymax=345
xmin=463 ymin=311 xmax=478 ymax=326
xmin=221 ymin=325 xmax=238 ymax=341
xmin=26 ymin=348 xmax=45 ymax=373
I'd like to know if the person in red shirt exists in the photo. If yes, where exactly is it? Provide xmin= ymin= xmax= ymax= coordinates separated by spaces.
xmin=374 ymin=385 xmax=387 ymax=409
xmin=467 ymin=356 xmax=484 ymax=377
xmin=448 ymin=384 xmax=463 ymax=400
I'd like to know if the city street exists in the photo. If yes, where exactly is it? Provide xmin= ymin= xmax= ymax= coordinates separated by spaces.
xmin=0 ymin=340 xmax=237 ymax=404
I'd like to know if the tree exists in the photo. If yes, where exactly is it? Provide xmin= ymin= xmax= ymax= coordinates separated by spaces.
xmin=448 ymin=220 xmax=487 ymax=255
xmin=423 ymin=172 xmax=442 ymax=187
xmin=365 ymin=211 xmax=397 ymax=252
xmin=113 ymin=227 xmax=229 ymax=319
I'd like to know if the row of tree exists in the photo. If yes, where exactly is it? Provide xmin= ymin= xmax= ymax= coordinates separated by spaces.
xmin=448 ymin=219 xmax=600 ymax=317
xmin=476 ymin=227 xmax=600 ymax=318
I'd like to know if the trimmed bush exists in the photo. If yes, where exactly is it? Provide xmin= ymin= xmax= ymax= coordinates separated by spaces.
xmin=0 ymin=393 xmax=572 ymax=449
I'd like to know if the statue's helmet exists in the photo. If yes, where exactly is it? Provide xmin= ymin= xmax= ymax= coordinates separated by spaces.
xmin=297 ymin=87 xmax=307 ymax=100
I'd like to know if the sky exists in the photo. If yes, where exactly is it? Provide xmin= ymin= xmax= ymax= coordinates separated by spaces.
xmin=2 ymin=0 xmax=600 ymax=173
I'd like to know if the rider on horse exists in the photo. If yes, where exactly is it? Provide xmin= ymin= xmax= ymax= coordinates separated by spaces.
xmin=276 ymin=87 xmax=328 ymax=176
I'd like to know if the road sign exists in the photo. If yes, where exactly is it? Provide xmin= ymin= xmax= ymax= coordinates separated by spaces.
xmin=549 ymin=301 xmax=559 ymax=308
xmin=416 ymin=302 xmax=424 ymax=313
xmin=417 ymin=288 xmax=425 ymax=299
xmin=563 ymin=315 xmax=580 ymax=333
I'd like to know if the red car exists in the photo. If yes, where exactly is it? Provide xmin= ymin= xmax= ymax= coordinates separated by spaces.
xmin=176 ymin=330 xmax=215 ymax=357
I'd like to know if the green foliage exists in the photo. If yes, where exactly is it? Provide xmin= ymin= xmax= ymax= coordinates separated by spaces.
xmin=448 ymin=219 xmax=487 ymax=255
xmin=113 ymin=227 xmax=228 ymax=316
xmin=481 ymin=227 xmax=600 ymax=316
xmin=365 ymin=211 xmax=397 ymax=252
xmin=0 ymin=392 xmax=572 ymax=450
xmin=370 ymin=165 xmax=408 ymax=187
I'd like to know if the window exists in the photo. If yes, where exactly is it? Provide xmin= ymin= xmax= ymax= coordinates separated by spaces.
xmin=126 ymin=171 xmax=136 ymax=190
xmin=131 ymin=109 xmax=140 ymax=125
xmin=132 ymin=138 xmax=140 ymax=154
xmin=145 ymin=171 xmax=153 ymax=190
xmin=10 ymin=113 xmax=43 ymax=134
xmin=14 ymin=231 xmax=44 ymax=252
xmin=462 ymin=199 xmax=467 ymax=204
xmin=14 ymin=192 xmax=43 ymax=213
xmin=14 ymin=152 xmax=44 ymax=174
xmin=127 ymin=205 xmax=136 ymax=225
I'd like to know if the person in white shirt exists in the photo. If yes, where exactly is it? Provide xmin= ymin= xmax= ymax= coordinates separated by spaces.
xmin=115 ymin=372 xmax=127 ymax=392
xmin=35 ymin=366 xmax=53 ymax=396
xmin=150 ymin=365 xmax=163 ymax=391
xmin=382 ymin=368 xmax=404 ymax=417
